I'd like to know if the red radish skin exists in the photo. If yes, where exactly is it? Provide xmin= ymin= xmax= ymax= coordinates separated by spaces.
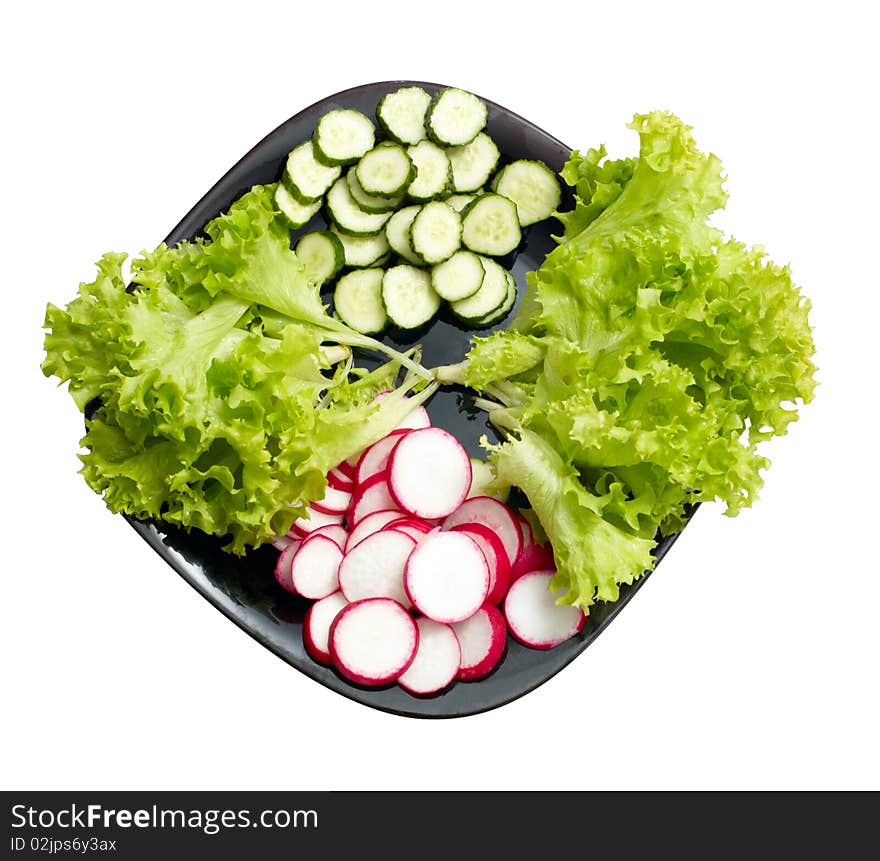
xmin=290 ymin=506 xmax=345 ymax=537
xmin=338 ymin=458 xmax=358 ymax=479
xmin=274 ymin=540 xmax=301 ymax=593
xmin=329 ymin=598 xmax=419 ymax=686
xmin=355 ymin=429 xmax=410 ymax=486
xmin=328 ymin=466 xmax=355 ymax=492
xmin=389 ymin=524 xmax=430 ymax=543
xmin=310 ymin=483 xmax=352 ymax=515
xmin=308 ymin=523 xmax=348 ymax=550
xmin=449 ymin=523 xmax=511 ymax=605
xmin=338 ymin=529 xmax=416 ymax=608
xmin=345 ymin=509 xmax=408 ymax=552
xmin=347 ymin=472 xmax=401 ymax=525
xmin=385 ymin=517 xmax=434 ymax=534
xmin=404 ymin=531 xmax=490 ymax=624
xmin=442 ymin=497 xmax=522 ymax=567
xmin=303 ymin=591 xmax=349 ymax=665
xmin=388 ymin=428 xmax=472 ymax=520
xmin=452 ymin=603 xmax=507 ymax=681
xmin=289 ymin=534 xmax=344 ymax=600
xmin=511 ymin=513 xmax=555 ymax=581
xmin=504 ymin=570 xmax=586 ymax=650
xmin=398 ymin=618 xmax=461 ymax=695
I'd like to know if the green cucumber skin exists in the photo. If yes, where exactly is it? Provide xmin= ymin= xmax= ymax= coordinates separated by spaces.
xmin=425 ymin=89 xmax=487 ymax=148
xmin=295 ymin=231 xmax=345 ymax=283
xmin=346 ymin=170 xmax=402 ymax=214
xmin=312 ymin=110 xmax=376 ymax=167
xmin=408 ymin=202 xmax=462 ymax=265
xmin=376 ymin=87 xmax=431 ymax=145
xmin=407 ymin=161 xmax=453 ymax=203
xmin=472 ymin=275 xmax=517 ymax=327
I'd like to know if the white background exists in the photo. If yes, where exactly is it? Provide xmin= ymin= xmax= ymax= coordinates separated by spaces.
xmin=3 ymin=1 xmax=877 ymax=790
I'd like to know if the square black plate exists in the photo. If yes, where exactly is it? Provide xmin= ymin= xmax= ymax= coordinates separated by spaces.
xmin=127 ymin=81 xmax=689 ymax=718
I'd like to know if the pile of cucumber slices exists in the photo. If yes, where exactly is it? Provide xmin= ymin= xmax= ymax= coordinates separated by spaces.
xmin=275 ymin=86 xmax=562 ymax=334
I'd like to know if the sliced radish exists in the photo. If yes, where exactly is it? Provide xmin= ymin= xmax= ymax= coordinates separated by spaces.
xmin=328 ymin=466 xmax=355 ymax=492
xmin=289 ymin=534 xmax=343 ymax=600
xmin=338 ymin=458 xmax=358 ymax=479
xmin=442 ymin=496 xmax=522 ymax=566
xmin=272 ymin=535 xmax=296 ymax=552
xmin=404 ymin=531 xmax=489 ymax=623
xmin=310 ymin=483 xmax=352 ymax=515
xmin=449 ymin=522 xmax=511 ymax=605
xmin=388 ymin=523 xmax=431 ymax=542
xmin=355 ymin=429 xmax=410 ymax=486
xmin=303 ymin=591 xmax=349 ymax=665
xmin=329 ymin=598 xmax=419 ymax=686
xmin=348 ymin=472 xmax=401 ymax=525
xmin=504 ymin=570 xmax=586 ymax=649
xmin=511 ymin=512 xmax=554 ymax=581
xmin=388 ymin=428 xmax=472 ymax=520
xmin=290 ymin=506 xmax=345 ymax=537
xmin=308 ymin=523 xmax=348 ymax=550
xmin=338 ymin=529 xmax=416 ymax=608
xmin=274 ymin=540 xmax=301 ymax=593
xmin=345 ymin=509 xmax=407 ymax=552
xmin=452 ymin=603 xmax=507 ymax=681
xmin=398 ymin=618 xmax=461 ymax=695
xmin=385 ymin=516 xmax=434 ymax=534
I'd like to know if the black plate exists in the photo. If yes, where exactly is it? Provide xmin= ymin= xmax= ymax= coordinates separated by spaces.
xmin=127 ymin=81 xmax=689 ymax=718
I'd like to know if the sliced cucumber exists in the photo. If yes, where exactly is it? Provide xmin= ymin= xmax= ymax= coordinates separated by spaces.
xmin=406 ymin=140 xmax=452 ymax=201
xmin=326 ymin=177 xmax=392 ymax=236
xmin=409 ymin=201 xmax=461 ymax=265
xmin=447 ymin=132 xmax=500 ymax=193
xmin=346 ymin=168 xmax=403 ymax=213
xmin=444 ymin=193 xmax=480 ymax=213
xmin=426 ymin=88 xmax=487 ymax=147
xmin=460 ymin=194 xmax=521 ymax=256
xmin=450 ymin=257 xmax=509 ymax=322
xmin=295 ymin=231 xmax=344 ymax=285
xmin=330 ymin=224 xmax=390 ymax=268
xmin=376 ymin=86 xmax=432 ymax=145
xmin=474 ymin=271 xmax=517 ymax=326
xmin=431 ymin=250 xmax=484 ymax=302
xmin=275 ymin=184 xmax=321 ymax=229
xmin=283 ymin=141 xmax=341 ymax=203
xmin=334 ymin=269 xmax=387 ymax=334
xmin=313 ymin=109 xmax=375 ymax=166
xmin=491 ymin=159 xmax=562 ymax=227
xmin=356 ymin=143 xmax=414 ymax=198
xmin=384 ymin=205 xmax=424 ymax=265
xmin=382 ymin=265 xmax=441 ymax=329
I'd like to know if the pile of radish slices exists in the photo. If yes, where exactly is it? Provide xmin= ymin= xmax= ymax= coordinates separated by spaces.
xmin=273 ymin=407 xmax=586 ymax=694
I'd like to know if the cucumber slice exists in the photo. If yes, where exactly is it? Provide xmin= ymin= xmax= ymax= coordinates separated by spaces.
xmin=474 ymin=271 xmax=517 ymax=327
xmin=426 ymin=88 xmax=488 ymax=147
xmin=491 ymin=159 xmax=562 ymax=226
xmin=431 ymin=250 xmax=484 ymax=302
xmin=409 ymin=201 xmax=461 ymax=265
xmin=275 ymin=184 xmax=321 ymax=229
xmin=326 ymin=177 xmax=392 ymax=236
xmin=283 ymin=141 xmax=341 ymax=203
xmin=460 ymin=194 xmax=521 ymax=256
xmin=382 ymin=265 xmax=441 ymax=329
xmin=313 ymin=109 xmax=375 ymax=166
xmin=330 ymin=224 xmax=390 ymax=268
xmin=376 ymin=86 xmax=431 ymax=145
xmin=356 ymin=143 xmax=414 ymax=198
xmin=447 ymin=133 xmax=500 ymax=193
xmin=347 ymin=168 xmax=403 ymax=213
xmin=334 ymin=269 xmax=387 ymax=334
xmin=407 ymin=141 xmax=452 ymax=201
xmin=450 ymin=257 xmax=508 ymax=322
xmin=385 ymin=205 xmax=424 ymax=265
xmin=445 ymin=193 xmax=480 ymax=213
xmin=295 ymin=231 xmax=344 ymax=285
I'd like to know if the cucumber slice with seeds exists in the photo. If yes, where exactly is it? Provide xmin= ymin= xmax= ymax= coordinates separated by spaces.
xmin=474 ymin=271 xmax=517 ymax=326
xmin=461 ymin=194 xmax=521 ymax=256
xmin=445 ymin=193 xmax=480 ymax=212
xmin=409 ymin=201 xmax=461 ymax=265
xmin=275 ymin=184 xmax=321 ymax=229
xmin=295 ymin=231 xmax=344 ymax=284
xmin=346 ymin=168 xmax=403 ymax=213
xmin=376 ymin=86 xmax=431 ymax=145
xmin=450 ymin=257 xmax=509 ymax=322
xmin=431 ymin=250 xmax=484 ymax=301
xmin=313 ymin=109 xmax=375 ymax=166
xmin=326 ymin=177 xmax=392 ymax=236
xmin=491 ymin=159 xmax=562 ymax=226
xmin=382 ymin=265 xmax=441 ymax=329
xmin=426 ymin=88 xmax=487 ymax=147
xmin=334 ymin=269 xmax=387 ymax=334
xmin=283 ymin=141 xmax=341 ymax=203
xmin=407 ymin=140 xmax=452 ymax=201
xmin=356 ymin=143 xmax=414 ymax=198
xmin=447 ymin=132 xmax=500 ymax=192
xmin=330 ymin=224 xmax=390 ymax=268
xmin=385 ymin=205 xmax=424 ymax=265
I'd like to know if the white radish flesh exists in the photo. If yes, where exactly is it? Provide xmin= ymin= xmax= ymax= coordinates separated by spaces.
xmin=504 ymin=570 xmax=585 ymax=649
xmin=338 ymin=529 xmax=416 ymax=608
xmin=355 ymin=429 xmax=410 ymax=486
xmin=303 ymin=591 xmax=349 ymax=664
xmin=329 ymin=598 xmax=419 ymax=686
xmin=310 ymin=483 xmax=352 ymax=514
xmin=452 ymin=603 xmax=507 ymax=681
xmin=388 ymin=428 xmax=472 ymax=519
xmin=348 ymin=473 xmax=401 ymax=525
xmin=274 ymin=540 xmax=301 ymax=593
xmin=449 ymin=522 xmax=510 ymax=605
xmin=328 ymin=466 xmax=355 ymax=492
xmin=345 ymin=509 xmax=407 ymax=552
xmin=442 ymin=496 xmax=522 ymax=566
xmin=398 ymin=618 xmax=461 ymax=695
xmin=308 ymin=523 xmax=348 ymax=550
xmin=291 ymin=506 xmax=345 ymax=537
xmin=404 ymin=530 xmax=489 ymax=623
xmin=289 ymin=534 xmax=343 ymax=600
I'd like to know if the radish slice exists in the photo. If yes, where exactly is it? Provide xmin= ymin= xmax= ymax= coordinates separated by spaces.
xmin=398 ymin=618 xmax=461 ymax=695
xmin=452 ymin=604 xmax=507 ymax=681
xmin=303 ymin=591 xmax=349 ymax=665
xmin=338 ymin=529 xmax=416 ymax=608
xmin=373 ymin=390 xmax=432 ymax=432
xmin=272 ymin=535 xmax=296 ymax=552
xmin=345 ymin=509 xmax=406 ymax=552
xmin=348 ymin=472 xmax=401 ymax=525
xmin=328 ymin=466 xmax=355 ymax=492
xmin=310 ymin=484 xmax=352 ymax=515
xmin=289 ymin=534 xmax=343 ymax=600
xmin=338 ymin=458 xmax=358 ymax=479
xmin=388 ymin=428 xmax=472 ymax=520
xmin=274 ymin=540 xmax=301 ymax=593
xmin=504 ymin=570 xmax=586 ymax=649
xmin=329 ymin=598 xmax=419 ymax=686
xmin=308 ymin=523 xmax=348 ymax=550
xmin=291 ymin=506 xmax=345 ymax=537
xmin=385 ymin=516 xmax=434 ymax=534
xmin=404 ymin=531 xmax=489 ymax=623
xmin=355 ymin=429 xmax=410 ymax=486
xmin=511 ymin=513 xmax=554 ymax=581
xmin=389 ymin=524 xmax=431 ymax=542
xmin=442 ymin=496 xmax=522 ymax=566
xmin=449 ymin=523 xmax=511 ymax=605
